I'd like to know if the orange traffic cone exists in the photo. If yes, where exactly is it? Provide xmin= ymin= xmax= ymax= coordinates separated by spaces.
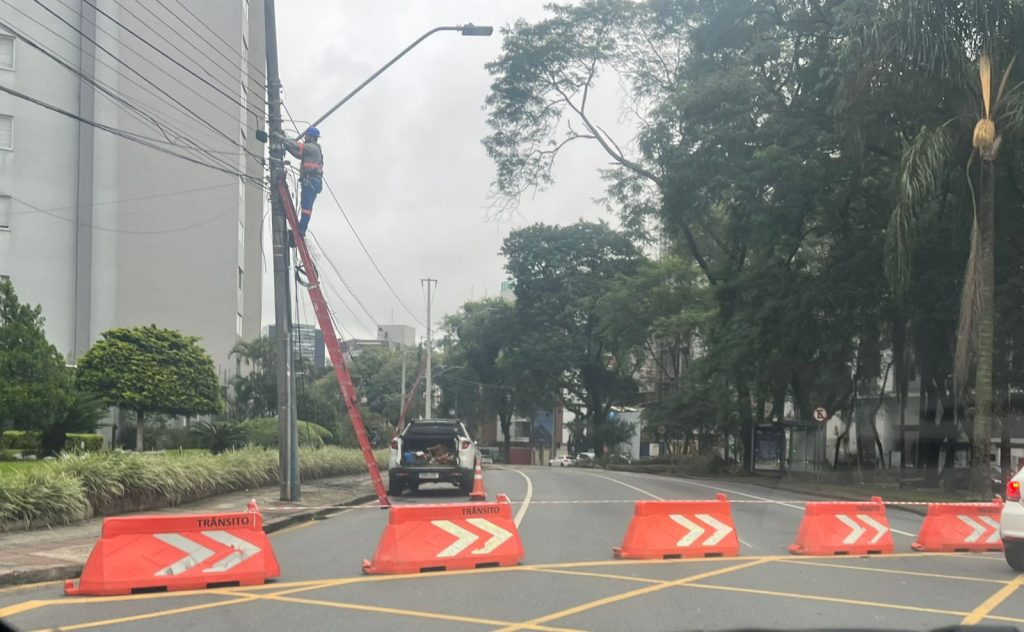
xmin=469 ymin=457 xmax=487 ymax=501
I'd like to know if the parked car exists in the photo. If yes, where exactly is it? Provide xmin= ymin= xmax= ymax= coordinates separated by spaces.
xmin=387 ymin=419 xmax=478 ymax=496
xmin=1001 ymin=473 xmax=1024 ymax=570
xmin=574 ymin=452 xmax=597 ymax=468
xmin=548 ymin=455 xmax=574 ymax=467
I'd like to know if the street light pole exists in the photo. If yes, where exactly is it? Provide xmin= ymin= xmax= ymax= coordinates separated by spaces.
xmin=422 ymin=278 xmax=437 ymax=418
xmin=264 ymin=0 xmax=299 ymax=501
xmin=305 ymin=24 xmax=493 ymax=134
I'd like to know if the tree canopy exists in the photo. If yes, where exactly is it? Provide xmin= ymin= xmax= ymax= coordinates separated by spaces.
xmin=477 ymin=0 xmax=1024 ymax=487
xmin=77 ymin=325 xmax=222 ymax=451
xmin=0 ymin=278 xmax=72 ymax=432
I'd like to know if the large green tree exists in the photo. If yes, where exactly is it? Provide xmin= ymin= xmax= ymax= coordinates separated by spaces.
xmin=0 ymin=278 xmax=71 ymax=432
xmin=502 ymin=221 xmax=643 ymax=454
xmin=77 ymin=326 xmax=222 ymax=451
xmin=438 ymin=298 xmax=548 ymax=460
xmin=485 ymin=0 xmax=893 ymax=468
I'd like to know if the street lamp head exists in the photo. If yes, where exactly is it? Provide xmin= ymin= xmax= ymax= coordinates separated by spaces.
xmin=459 ymin=23 xmax=494 ymax=36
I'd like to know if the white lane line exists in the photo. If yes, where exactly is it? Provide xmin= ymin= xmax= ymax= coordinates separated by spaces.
xmin=508 ymin=468 xmax=533 ymax=528
xmin=577 ymin=471 xmax=755 ymax=548
xmin=582 ymin=471 xmax=664 ymax=500
xmin=623 ymin=472 xmax=917 ymax=538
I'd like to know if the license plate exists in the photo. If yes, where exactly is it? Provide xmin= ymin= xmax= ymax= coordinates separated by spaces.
xmin=418 ymin=472 xmax=440 ymax=480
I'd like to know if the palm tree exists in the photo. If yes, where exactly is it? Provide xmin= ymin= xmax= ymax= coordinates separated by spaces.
xmin=229 ymin=336 xmax=276 ymax=419
xmin=887 ymin=52 xmax=1021 ymax=498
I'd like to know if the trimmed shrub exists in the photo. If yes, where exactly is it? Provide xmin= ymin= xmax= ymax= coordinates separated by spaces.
xmin=0 ymin=446 xmax=388 ymax=531
xmin=240 ymin=417 xmax=334 ymax=448
xmin=65 ymin=433 xmax=104 ymax=452
xmin=0 ymin=467 xmax=90 ymax=528
xmin=0 ymin=430 xmax=43 ymax=455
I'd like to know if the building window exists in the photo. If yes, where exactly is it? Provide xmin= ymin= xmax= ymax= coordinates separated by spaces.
xmin=0 ymin=35 xmax=13 ymax=71
xmin=0 ymin=115 xmax=11 ymax=150
xmin=0 ymin=195 xmax=10 ymax=230
xmin=236 ymin=312 xmax=243 ymax=337
xmin=238 ymin=266 xmax=243 ymax=290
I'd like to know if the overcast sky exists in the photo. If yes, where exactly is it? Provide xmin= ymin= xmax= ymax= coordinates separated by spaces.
xmin=264 ymin=0 xmax=630 ymax=343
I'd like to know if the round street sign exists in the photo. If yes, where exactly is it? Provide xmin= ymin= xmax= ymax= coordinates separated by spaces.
xmin=658 ymin=425 xmax=667 ymax=436
xmin=813 ymin=407 xmax=828 ymax=422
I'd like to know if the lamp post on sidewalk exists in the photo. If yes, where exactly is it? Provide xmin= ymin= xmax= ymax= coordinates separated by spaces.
xmin=305 ymin=24 xmax=493 ymax=134
xmin=263 ymin=13 xmax=491 ymax=500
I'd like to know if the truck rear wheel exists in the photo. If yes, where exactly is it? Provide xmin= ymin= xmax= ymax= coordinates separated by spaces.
xmin=388 ymin=476 xmax=402 ymax=497
xmin=459 ymin=472 xmax=473 ymax=494
xmin=1006 ymin=540 xmax=1024 ymax=572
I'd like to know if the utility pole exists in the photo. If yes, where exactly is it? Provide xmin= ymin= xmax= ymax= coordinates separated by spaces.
xmin=421 ymin=278 xmax=437 ymax=418
xmin=400 ymin=346 xmax=407 ymax=414
xmin=264 ymin=0 xmax=299 ymax=501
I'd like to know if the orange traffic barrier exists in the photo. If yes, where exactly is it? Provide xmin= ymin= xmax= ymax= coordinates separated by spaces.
xmin=788 ymin=496 xmax=894 ymax=556
xmin=912 ymin=499 xmax=1004 ymax=553
xmin=363 ymin=493 xmax=523 ymax=574
xmin=613 ymin=493 xmax=740 ymax=560
xmin=64 ymin=502 xmax=280 ymax=596
xmin=469 ymin=457 xmax=487 ymax=501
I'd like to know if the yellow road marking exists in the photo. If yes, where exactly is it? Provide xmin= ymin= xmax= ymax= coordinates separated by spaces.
xmin=0 ymin=551 xmax=1001 ymax=626
xmin=0 ymin=580 xmax=62 ymax=594
xmin=778 ymin=558 xmax=1012 ymax=584
xmin=961 ymin=573 xmax=1024 ymax=624
xmin=247 ymin=592 xmax=582 ymax=631
xmin=0 ymin=600 xmax=48 ymax=619
xmin=496 ymin=558 xmax=770 ymax=632
xmin=526 ymin=567 xmax=662 ymax=585
xmin=30 ymin=596 xmax=259 ymax=631
xmin=685 ymin=582 xmax=970 ymax=618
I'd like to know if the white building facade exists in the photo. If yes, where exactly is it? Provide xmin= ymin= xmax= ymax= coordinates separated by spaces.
xmin=0 ymin=0 xmax=266 ymax=378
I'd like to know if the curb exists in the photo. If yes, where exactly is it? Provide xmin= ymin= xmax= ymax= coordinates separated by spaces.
xmin=262 ymin=493 xmax=381 ymax=533
xmin=0 ymin=493 xmax=382 ymax=589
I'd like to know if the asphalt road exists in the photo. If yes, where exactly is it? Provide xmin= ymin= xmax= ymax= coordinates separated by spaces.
xmin=2 ymin=466 xmax=1024 ymax=631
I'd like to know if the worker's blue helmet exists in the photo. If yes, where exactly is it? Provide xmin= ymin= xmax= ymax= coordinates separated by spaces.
xmin=304 ymin=126 xmax=320 ymax=139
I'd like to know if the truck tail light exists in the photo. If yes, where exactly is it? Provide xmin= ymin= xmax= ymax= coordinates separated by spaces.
xmin=1008 ymin=480 xmax=1021 ymax=501
xmin=461 ymin=440 xmax=471 ymax=450
xmin=390 ymin=438 xmax=399 ymax=450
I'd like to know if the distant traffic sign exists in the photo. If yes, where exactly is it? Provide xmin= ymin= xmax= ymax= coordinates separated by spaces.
xmin=813 ymin=407 xmax=828 ymax=422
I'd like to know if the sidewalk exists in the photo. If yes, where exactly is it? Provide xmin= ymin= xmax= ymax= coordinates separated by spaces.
xmin=0 ymin=474 xmax=380 ymax=587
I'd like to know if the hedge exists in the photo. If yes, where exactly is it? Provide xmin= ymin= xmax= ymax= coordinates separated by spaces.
xmin=65 ymin=434 xmax=104 ymax=452
xmin=0 ymin=430 xmax=43 ymax=454
xmin=239 ymin=417 xmax=334 ymax=448
xmin=0 ymin=446 xmax=388 ymax=531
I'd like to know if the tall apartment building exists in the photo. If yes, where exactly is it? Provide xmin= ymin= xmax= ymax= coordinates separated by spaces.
xmin=0 ymin=0 xmax=266 ymax=377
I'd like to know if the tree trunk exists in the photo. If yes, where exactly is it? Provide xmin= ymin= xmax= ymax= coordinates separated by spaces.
xmin=736 ymin=380 xmax=754 ymax=470
xmin=136 ymin=410 xmax=145 ymax=452
xmin=969 ymin=159 xmax=996 ymax=499
xmin=500 ymin=411 xmax=512 ymax=463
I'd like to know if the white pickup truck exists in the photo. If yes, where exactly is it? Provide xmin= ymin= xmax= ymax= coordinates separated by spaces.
xmin=387 ymin=419 xmax=478 ymax=496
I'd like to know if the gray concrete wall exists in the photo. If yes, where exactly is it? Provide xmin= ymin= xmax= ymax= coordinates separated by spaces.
xmin=0 ymin=0 xmax=266 ymax=374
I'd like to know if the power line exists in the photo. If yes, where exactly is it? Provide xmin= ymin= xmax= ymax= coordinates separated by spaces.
xmin=6 ymin=194 xmax=241 ymax=234
xmin=119 ymin=0 xmax=267 ymax=104
xmin=308 ymin=233 xmax=381 ymax=327
xmin=64 ymin=0 xmax=264 ymax=120
xmin=33 ymin=0 xmax=264 ymax=163
xmin=281 ymin=99 xmax=423 ymax=328
xmin=167 ymin=0 xmax=268 ymax=83
xmin=0 ymin=84 xmax=258 ymax=182
xmin=322 ymin=177 xmax=426 ymax=328
xmin=7 ymin=182 xmax=236 ymax=217
xmin=46 ymin=0 xmax=258 ymax=125
xmin=0 ymin=11 xmax=255 ymax=173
